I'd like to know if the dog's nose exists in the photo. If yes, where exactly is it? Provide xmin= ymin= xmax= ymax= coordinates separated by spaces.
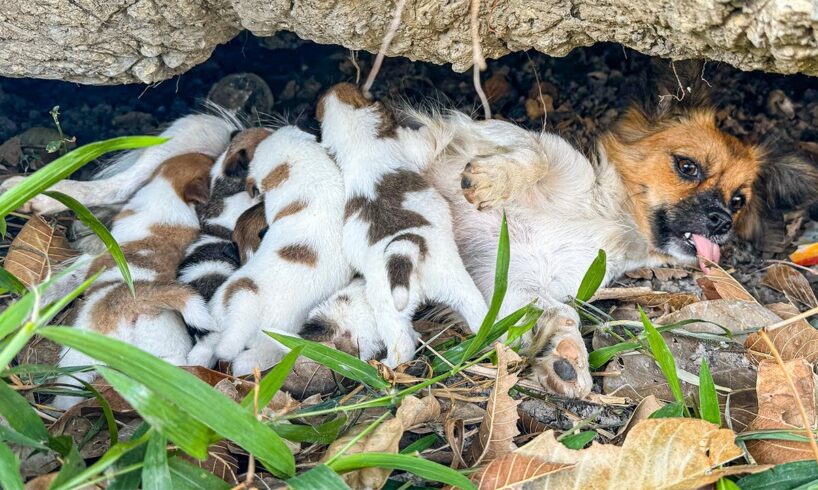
xmin=707 ymin=209 xmax=732 ymax=235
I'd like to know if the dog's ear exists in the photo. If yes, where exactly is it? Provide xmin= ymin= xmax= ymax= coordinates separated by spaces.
xmin=735 ymin=142 xmax=818 ymax=242
xmin=643 ymin=59 xmax=712 ymax=121
xmin=183 ymin=175 xmax=210 ymax=205
xmin=223 ymin=148 xmax=251 ymax=178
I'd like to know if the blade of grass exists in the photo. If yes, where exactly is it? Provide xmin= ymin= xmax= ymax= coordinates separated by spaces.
xmin=649 ymin=402 xmax=686 ymax=419
xmin=167 ymin=457 xmax=231 ymax=490
xmin=43 ymin=190 xmax=133 ymax=294
xmin=0 ymin=267 xmax=26 ymax=296
xmin=0 ymin=136 xmax=166 ymax=217
xmin=0 ymin=425 xmax=50 ymax=450
xmin=0 ymin=441 xmax=24 ymax=490
xmin=287 ymin=464 xmax=351 ymax=490
xmin=737 ymin=430 xmax=815 ymax=442
xmin=588 ymin=341 xmax=641 ymax=370
xmin=400 ymin=434 xmax=439 ymax=454
xmin=575 ymin=249 xmax=606 ymax=302
xmin=108 ymin=422 xmax=150 ymax=490
xmin=142 ymin=432 xmax=172 ymax=490
xmin=560 ymin=430 xmax=597 ymax=449
xmin=327 ymin=452 xmax=476 ymax=490
xmin=698 ymin=358 xmax=720 ymax=425
xmin=0 ymin=380 xmax=49 ymax=441
xmin=271 ymin=414 xmax=347 ymax=445
xmin=267 ymin=333 xmax=389 ymax=391
xmin=97 ymin=367 xmax=212 ymax=459
xmin=459 ymin=212 xmax=510 ymax=365
xmin=50 ymin=439 xmax=86 ymax=489
xmin=52 ymin=430 xmax=152 ymax=490
xmin=640 ymin=307 xmax=684 ymax=405
xmin=716 ymin=477 xmax=741 ymax=490
xmin=41 ymin=327 xmax=295 ymax=478
xmin=737 ymin=460 xmax=818 ymax=490
xmin=240 ymin=345 xmax=303 ymax=410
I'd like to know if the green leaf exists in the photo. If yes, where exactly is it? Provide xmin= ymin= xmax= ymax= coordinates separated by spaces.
xmin=560 ymin=430 xmax=597 ymax=449
xmin=0 ymin=380 xmax=49 ymax=442
xmin=241 ymin=345 xmax=303 ymax=410
xmin=0 ymin=441 xmax=24 ymax=490
xmin=108 ymin=422 xmax=150 ymax=490
xmin=649 ymin=402 xmax=686 ymax=419
xmin=143 ymin=432 xmax=172 ymax=490
xmin=736 ymin=430 xmax=814 ymax=442
xmin=400 ymin=434 xmax=439 ymax=454
xmin=40 ymin=327 xmax=295 ymax=478
xmin=288 ymin=464 xmax=351 ymax=490
xmin=717 ymin=477 xmax=741 ymax=490
xmin=588 ymin=341 xmax=641 ymax=370
xmin=50 ymin=438 xmax=86 ymax=489
xmin=50 ymin=431 xmax=152 ymax=490
xmin=327 ymin=452 xmax=476 ymax=490
xmin=0 ymin=425 xmax=50 ymax=450
xmin=46 ymin=140 xmax=62 ymax=153
xmin=0 ymin=267 xmax=26 ymax=296
xmin=576 ymin=249 xmax=607 ymax=302
xmin=698 ymin=358 xmax=720 ymax=425
xmin=0 ymin=136 xmax=166 ymax=218
xmin=168 ymin=457 xmax=231 ymax=490
xmin=271 ymin=414 xmax=347 ymax=445
xmin=44 ymin=190 xmax=133 ymax=293
xmin=460 ymin=213 xmax=510 ymax=364
xmin=737 ymin=461 xmax=818 ymax=490
xmin=641 ymin=308 xmax=684 ymax=404
xmin=268 ymin=333 xmax=389 ymax=391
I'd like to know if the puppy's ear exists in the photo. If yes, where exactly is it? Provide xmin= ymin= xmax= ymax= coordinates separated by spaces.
xmin=643 ymin=59 xmax=712 ymax=121
xmin=735 ymin=143 xmax=818 ymax=242
xmin=245 ymin=178 xmax=259 ymax=197
xmin=223 ymin=149 xmax=251 ymax=178
xmin=183 ymin=175 xmax=210 ymax=205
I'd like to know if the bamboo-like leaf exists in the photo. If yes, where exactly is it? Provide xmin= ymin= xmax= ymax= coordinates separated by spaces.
xmin=267 ymin=333 xmax=389 ymax=391
xmin=271 ymin=414 xmax=347 ymax=444
xmin=50 ymin=438 xmax=86 ymax=489
xmin=0 ymin=441 xmax=24 ymax=490
xmin=0 ymin=266 xmax=26 ymax=295
xmin=737 ymin=460 xmax=818 ymax=490
xmin=143 ymin=432 xmax=172 ymax=490
xmin=168 ymin=457 xmax=232 ymax=490
xmin=649 ymin=402 xmax=686 ymax=419
xmin=44 ymin=190 xmax=133 ymax=294
xmin=0 ymin=136 xmax=166 ymax=217
xmin=328 ymin=452 xmax=476 ymax=490
xmin=400 ymin=434 xmax=438 ymax=454
xmin=0 ymin=380 xmax=49 ymax=442
xmin=461 ymin=213 xmax=510 ymax=364
xmin=576 ymin=249 xmax=607 ymax=302
xmin=560 ymin=430 xmax=597 ymax=449
xmin=698 ymin=358 xmax=720 ymax=425
xmin=288 ymin=464 xmax=351 ymax=490
xmin=641 ymin=308 xmax=684 ymax=404
xmin=108 ymin=422 xmax=150 ymax=490
xmin=40 ymin=327 xmax=295 ymax=478
xmin=589 ymin=341 xmax=641 ymax=370
xmin=240 ymin=345 xmax=303 ymax=410
xmin=716 ymin=477 xmax=742 ymax=490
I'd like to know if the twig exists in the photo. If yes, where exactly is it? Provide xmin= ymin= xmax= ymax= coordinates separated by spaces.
xmin=526 ymin=51 xmax=546 ymax=127
xmin=362 ymin=0 xmax=407 ymax=98
xmin=470 ymin=0 xmax=491 ymax=119
xmin=757 ymin=329 xmax=818 ymax=465
xmin=765 ymin=305 xmax=818 ymax=332
xmin=348 ymin=50 xmax=361 ymax=85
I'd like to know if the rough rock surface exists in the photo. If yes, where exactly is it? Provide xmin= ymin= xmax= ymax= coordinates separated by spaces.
xmin=1 ymin=0 xmax=817 ymax=84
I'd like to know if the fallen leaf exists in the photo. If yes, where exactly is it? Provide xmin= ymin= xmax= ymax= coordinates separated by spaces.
xmin=761 ymin=264 xmax=818 ymax=310
xmin=177 ymin=441 xmax=239 ymax=485
xmin=745 ymin=305 xmax=818 ymax=364
xmin=613 ymin=395 xmax=664 ymax=443
xmin=655 ymin=299 xmax=780 ymax=338
xmin=470 ymin=453 xmax=570 ymax=489
xmin=466 ymin=344 xmax=521 ymax=467
xmin=515 ymin=419 xmax=765 ymax=489
xmin=4 ymin=215 xmax=76 ymax=287
xmin=698 ymin=263 xmax=757 ymax=303
xmin=791 ymin=242 xmax=818 ymax=267
xmin=745 ymin=359 xmax=817 ymax=464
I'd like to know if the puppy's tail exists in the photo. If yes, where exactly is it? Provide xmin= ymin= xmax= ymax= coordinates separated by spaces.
xmin=178 ymin=293 xmax=214 ymax=335
xmin=384 ymin=233 xmax=425 ymax=311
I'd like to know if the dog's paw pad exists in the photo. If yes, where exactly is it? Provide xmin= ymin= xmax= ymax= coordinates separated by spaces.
xmin=531 ymin=324 xmax=592 ymax=399
xmin=460 ymin=161 xmax=509 ymax=211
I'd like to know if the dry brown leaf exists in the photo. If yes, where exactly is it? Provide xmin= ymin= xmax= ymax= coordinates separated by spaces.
xmin=655 ymin=299 xmax=780 ymax=338
xmin=745 ymin=304 xmax=818 ymax=363
xmin=466 ymin=344 xmax=521 ymax=467
xmin=5 ymin=215 xmax=76 ymax=287
xmin=761 ymin=264 xmax=818 ymax=310
xmin=470 ymin=453 xmax=570 ymax=489
xmin=697 ymin=262 xmax=757 ymax=303
xmin=515 ymin=419 xmax=765 ymax=489
xmin=745 ymin=359 xmax=818 ymax=464
xmin=613 ymin=394 xmax=664 ymax=442
xmin=178 ymin=441 xmax=239 ymax=485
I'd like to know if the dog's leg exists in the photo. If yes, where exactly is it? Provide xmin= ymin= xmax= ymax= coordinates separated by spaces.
xmin=214 ymin=289 xmax=262 ymax=362
xmin=364 ymin=260 xmax=418 ymax=367
xmin=231 ymin=331 xmax=288 ymax=376
xmin=425 ymin=255 xmax=488 ymax=333
xmin=459 ymin=150 xmax=550 ymax=211
xmin=187 ymin=332 xmax=220 ymax=368
xmin=52 ymin=345 xmax=100 ymax=410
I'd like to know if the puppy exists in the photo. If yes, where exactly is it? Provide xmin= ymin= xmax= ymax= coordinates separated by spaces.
xmin=317 ymin=83 xmax=488 ymax=367
xmin=195 ymin=126 xmax=351 ymax=375
xmin=54 ymin=153 xmax=215 ymax=409
xmin=403 ymin=62 xmax=818 ymax=398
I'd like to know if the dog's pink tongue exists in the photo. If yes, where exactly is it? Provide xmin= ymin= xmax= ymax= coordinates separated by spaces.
xmin=692 ymin=234 xmax=721 ymax=274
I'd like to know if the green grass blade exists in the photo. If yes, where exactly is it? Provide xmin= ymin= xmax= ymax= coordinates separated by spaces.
xmin=327 ymin=452 xmax=476 ymax=490
xmin=142 ymin=432 xmax=172 ymax=490
xmin=167 ymin=457 xmax=231 ymax=490
xmin=737 ymin=461 xmax=818 ymax=490
xmin=717 ymin=477 xmax=741 ymax=490
xmin=50 ymin=439 xmax=86 ymax=489
xmin=736 ymin=430 xmax=813 ymax=442
xmin=97 ymin=367 xmax=212 ymax=459
xmin=0 ymin=441 xmax=24 ymax=490
xmin=0 ymin=380 xmax=49 ymax=441
xmin=267 ymin=333 xmax=389 ymax=391
xmin=640 ymin=308 xmax=684 ymax=404
xmin=53 ymin=430 xmax=152 ymax=490
xmin=108 ymin=422 xmax=150 ymax=490
xmin=576 ymin=249 xmax=607 ymax=302
xmin=649 ymin=402 xmax=686 ymax=419
xmin=560 ymin=430 xmax=597 ymax=449
xmin=0 ymin=267 xmax=26 ymax=296
xmin=459 ymin=213 xmax=510 ymax=365
xmin=40 ymin=327 xmax=295 ymax=478
xmin=241 ymin=345 xmax=303 ymax=410
xmin=43 ymin=190 xmax=133 ymax=294
xmin=588 ymin=341 xmax=641 ymax=370
xmin=271 ymin=414 xmax=347 ymax=445
xmin=287 ymin=464 xmax=351 ymax=490
xmin=35 ymin=268 xmax=102 ymax=328
xmin=698 ymin=358 xmax=720 ymax=425
xmin=0 ymin=136 xmax=166 ymax=217
xmin=0 ymin=425 xmax=50 ymax=450
xmin=400 ymin=434 xmax=439 ymax=454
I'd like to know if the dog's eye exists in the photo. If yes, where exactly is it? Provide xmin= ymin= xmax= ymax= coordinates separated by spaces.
xmin=673 ymin=155 xmax=701 ymax=179
xmin=730 ymin=193 xmax=746 ymax=212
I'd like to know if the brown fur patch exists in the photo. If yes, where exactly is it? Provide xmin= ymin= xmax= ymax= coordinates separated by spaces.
xmin=222 ymin=277 xmax=259 ymax=307
xmin=387 ymin=232 xmax=428 ymax=257
xmin=223 ymin=128 xmax=271 ymax=176
xmin=317 ymin=83 xmax=396 ymax=138
xmin=261 ymin=163 xmax=290 ymax=193
xmin=233 ymin=202 xmax=267 ymax=264
xmin=113 ymin=208 xmax=136 ymax=222
xmin=345 ymin=171 xmax=431 ymax=244
xmin=274 ymin=200 xmax=308 ymax=221
xmin=153 ymin=153 xmax=215 ymax=205
xmin=89 ymin=281 xmax=194 ymax=334
xmin=278 ymin=244 xmax=318 ymax=267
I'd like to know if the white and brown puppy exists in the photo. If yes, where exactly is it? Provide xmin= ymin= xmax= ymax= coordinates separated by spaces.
xmin=54 ymin=153 xmax=216 ymax=409
xmin=193 ymin=126 xmax=351 ymax=375
xmin=317 ymin=83 xmax=488 ymax=367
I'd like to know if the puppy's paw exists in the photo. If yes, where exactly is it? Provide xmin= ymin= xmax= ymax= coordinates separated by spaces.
xmin=529 ymin=310 xmax=592 ymax=399
xmin=461 ymin=161 xmax=512 ymax=211
xmin=231 ymin=342 xmax=283 ymax=376
xmin=382 ymin=329 xmax=419 ymax=368
xmin=1 ymin=179 xmax=67 ymax=214
xmin=215 ymin=336 xmax=246 ymax=363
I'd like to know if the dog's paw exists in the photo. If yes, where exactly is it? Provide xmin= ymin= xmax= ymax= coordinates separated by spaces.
xmin=231 ymin=342 xmax=283 ymax=376
xmin=382 ymin=329 xmax=419 ymax=368
xmin=215 ymin=336 xmax=246 ymax=363
xmin=1 ymin=177 xmax=67 ymax=214
xmin=529 ymin=311 xmax=592 ymax=399
xmin=460 ymin=161 xmax=512 ymax=211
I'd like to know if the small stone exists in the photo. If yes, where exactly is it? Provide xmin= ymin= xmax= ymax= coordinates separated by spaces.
xmin=207 ymin=73 xmax=274 ymax=117
xmin=766 ymin=89 xmax=795 ymax=119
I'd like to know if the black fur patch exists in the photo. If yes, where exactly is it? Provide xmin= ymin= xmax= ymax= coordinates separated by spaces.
xmin=387 ymin=232 xmax=428 ymax=257
xmin=299 ymin=317 xmax=339 ymax=342
xmin=178 ymin=239 xmax=241 ymax=270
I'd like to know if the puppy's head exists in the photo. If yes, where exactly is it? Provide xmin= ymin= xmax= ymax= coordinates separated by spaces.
xmin=603 ymin=60 xmax=818 ymax=270
xmin=218 ymin=127 xmax=272 ymax=181
xmin=232 ymin=201 xmax=267 ymax=264
xmin=316 ymin=83 xmax=396 ymax=143
xmin=154 ymin=152 xmax=215 ymax=206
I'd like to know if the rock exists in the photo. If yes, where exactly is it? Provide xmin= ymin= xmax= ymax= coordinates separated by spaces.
xmin=207 ymin=73 xmax=274 ymax=117
xmin=112 ymin=111 xmax=158 ymax=134
xmin=0 ymin=1 xmax=816 ymax=85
